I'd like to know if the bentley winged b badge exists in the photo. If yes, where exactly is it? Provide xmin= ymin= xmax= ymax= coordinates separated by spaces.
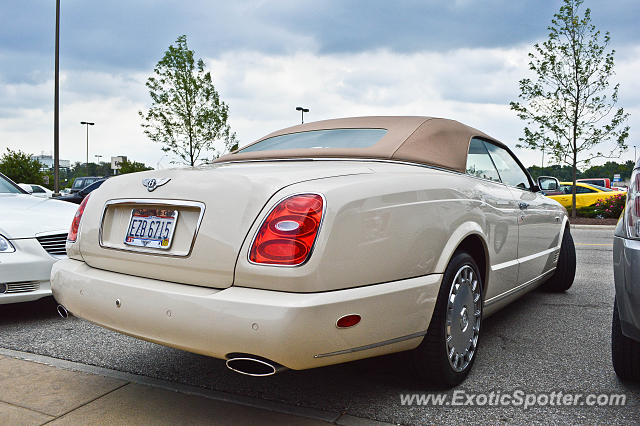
xmin=142 ymin=177 xmax=171 ymax=192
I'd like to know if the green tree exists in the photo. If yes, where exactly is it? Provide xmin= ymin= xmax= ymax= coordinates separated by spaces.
xmin=528 ymin=164 xmax=579 ymax=182
xmin=0 ymin=149 xmax=45 ymax=185
xmin=528 ymin=160 xmax=635 ymax=184
xmin=139 ymin=35 xmax=236 ymax=166
xmin=118 ymin=159 xmax=153 ymax=174
xmin=510 ymin=0 xmax=629 ymax=217
xmin=581 ymin=160 xmax=635 ymax=182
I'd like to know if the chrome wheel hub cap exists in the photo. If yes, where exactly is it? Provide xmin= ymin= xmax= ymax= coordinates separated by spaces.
xmin=460 ymin=306 xmax=469 ymax=332
xmin=445 ymin=264 xmax=482 ymax=372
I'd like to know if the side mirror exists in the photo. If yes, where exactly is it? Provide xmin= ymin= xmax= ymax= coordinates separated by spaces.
xmin=537 ymin=176 xmax=559 ymax=192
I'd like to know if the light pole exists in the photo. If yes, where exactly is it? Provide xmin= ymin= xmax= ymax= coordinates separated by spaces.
xmin=296 ymin=106 xmax=309 ymax=124
xmin=634 ymin=145 xmax=637 ymax=163
xmin=80 ymin=121 xmax=94 ymax=176
xmin=53 ymin=0 xmax=60 ymax=196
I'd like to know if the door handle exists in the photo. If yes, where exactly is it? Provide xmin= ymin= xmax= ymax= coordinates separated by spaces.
xmin=519 ymin=202 xmax=529 ymax=210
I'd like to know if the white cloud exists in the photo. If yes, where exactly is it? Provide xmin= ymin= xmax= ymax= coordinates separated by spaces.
xmin=212 ymin=44 xmax=640 ymax=167
xmin=1 ymin=44 xmax=638 ymax=170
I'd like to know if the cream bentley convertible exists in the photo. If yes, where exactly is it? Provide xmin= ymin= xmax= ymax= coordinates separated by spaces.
xmin=52 ymin=117 xmax=575 ymax=386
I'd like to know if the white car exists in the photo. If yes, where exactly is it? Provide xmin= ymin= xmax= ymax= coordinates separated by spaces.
xmin=51 ymin=116 xmax=575 ymax=387
xmin=18 ymin=183 xmax=54 ymax=198
xmin=1 ymin=173 xmax=77 ymax=304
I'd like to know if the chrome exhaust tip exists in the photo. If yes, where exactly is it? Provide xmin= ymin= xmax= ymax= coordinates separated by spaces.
xmin=225 ymin=355 xmax=287 ymax=377
xmin=57 ymin=304 xmax=69 ymax=319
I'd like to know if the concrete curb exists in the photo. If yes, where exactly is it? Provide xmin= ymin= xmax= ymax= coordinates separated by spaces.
xmin=570 ymin=224 xmax=616 ymax=230
xmin=0 ymin=348 xmax=370 ymax=424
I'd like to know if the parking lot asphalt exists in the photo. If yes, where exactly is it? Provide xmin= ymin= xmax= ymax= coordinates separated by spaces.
xmin=0 ymin=226 xmax=638 ymax=424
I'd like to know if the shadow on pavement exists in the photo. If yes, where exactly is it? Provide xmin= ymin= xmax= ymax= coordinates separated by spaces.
xmin=0 ymin=297 xmax=60 ymax=324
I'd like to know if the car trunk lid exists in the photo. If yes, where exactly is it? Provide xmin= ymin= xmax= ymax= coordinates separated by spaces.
xmin=78 ymin=161 xmax=372 ymax=288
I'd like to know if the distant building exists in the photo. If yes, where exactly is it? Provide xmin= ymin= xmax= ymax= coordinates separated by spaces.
xmin=33 ymin=154 xmax=71 ymax=170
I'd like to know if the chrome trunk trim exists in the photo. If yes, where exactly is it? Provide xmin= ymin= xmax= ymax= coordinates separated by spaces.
xmin=313 ymin=330 xmax=427 ymax=358
xmin=98 ymin=199 xmax=205 ymax=258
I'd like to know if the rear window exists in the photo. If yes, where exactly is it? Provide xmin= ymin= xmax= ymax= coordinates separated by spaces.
xmin=239 ymin=128 xmax=388 ymax=152
xmin=73 ymin=177 xmax=100 ymax=189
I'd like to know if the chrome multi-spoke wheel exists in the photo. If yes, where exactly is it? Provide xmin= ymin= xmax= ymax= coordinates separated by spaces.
xmin=445 ymin=264 xmax=481 ymax=373
xmin=410 ymin=251 xmax=483 ymax=387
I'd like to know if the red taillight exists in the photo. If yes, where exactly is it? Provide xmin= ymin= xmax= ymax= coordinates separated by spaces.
xmin=67 ymin=194 xmax=91 ymax=242
xmin=626 ymin=171 xmax=640 ymax=239
xmin=250 ymin=194 xmax=324 ymax=265
xmin=635 ymin=174 xmax=640 ymax=216
xmin=336 ymin=314 xmax=361 ymax=328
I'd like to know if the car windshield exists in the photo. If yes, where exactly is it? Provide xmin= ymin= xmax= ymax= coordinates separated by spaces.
xmin=72 ymin=179 xmax=85 ymax=189
xmin=0 ymin=174 xmax=24 ymax=194
xmin=239 ymin=128 xmax=388 ymax=152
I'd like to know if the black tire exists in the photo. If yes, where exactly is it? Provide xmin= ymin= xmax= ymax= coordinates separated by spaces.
xmin=541 ymin=227 xmax=576 ymax=292
xmin=410 ymin=251 xmax=483 ymax=388
xmin=612 ymin=298 xmax=640 ymax=381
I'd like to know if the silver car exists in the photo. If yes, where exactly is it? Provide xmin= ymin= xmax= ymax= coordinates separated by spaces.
xmin=612 ymin=157 xmax=640 ymax=381
xmin=0 ymin=172 xmax=77 ymax=304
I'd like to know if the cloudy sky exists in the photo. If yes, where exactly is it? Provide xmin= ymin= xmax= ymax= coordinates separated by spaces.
xmin=1 ymin=0 xmax=638 ymax=169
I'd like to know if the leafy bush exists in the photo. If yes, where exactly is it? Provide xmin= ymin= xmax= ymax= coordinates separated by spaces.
xmin=581 ymin=193 xmax=627 ymax=218
xmin=576 ymin=205 xmax=599 ymax=218
xmin=0 ymin=148 xmax=46 ymax=186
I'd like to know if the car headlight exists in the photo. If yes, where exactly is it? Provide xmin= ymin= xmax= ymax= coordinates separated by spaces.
xmin=625 ymin=168 xmax=640 ymax=239
xmin=0 ymin=234 xmax=15 ymax=253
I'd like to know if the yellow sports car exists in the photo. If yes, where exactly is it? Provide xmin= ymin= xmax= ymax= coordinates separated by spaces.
xmin=547 ymin=182 xmax=626 ymax=209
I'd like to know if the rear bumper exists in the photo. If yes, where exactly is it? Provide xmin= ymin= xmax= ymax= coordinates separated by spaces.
xmin=613 ymin=236 xmax=640 ymax=342
xmin=51 ymin=259 xmax=440 ymax=370
xmin=0 ymin=239 xmax=59 ymax=305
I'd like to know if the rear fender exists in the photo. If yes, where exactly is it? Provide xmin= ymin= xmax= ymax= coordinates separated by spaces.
xmin=434 ymin=221 xmax=489 ymax=293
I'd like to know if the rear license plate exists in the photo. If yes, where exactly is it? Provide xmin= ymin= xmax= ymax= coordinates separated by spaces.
xmin=124 ymin=208 xmax=178 ymax=249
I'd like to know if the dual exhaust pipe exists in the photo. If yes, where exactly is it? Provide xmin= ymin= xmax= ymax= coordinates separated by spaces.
xmin=57 ymin=306 xmax=284 ymax=377
xmin=225 ymin=355 xmax=287 ymax=377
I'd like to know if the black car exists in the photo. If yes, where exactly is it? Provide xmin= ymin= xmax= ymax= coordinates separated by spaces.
xmin=57 ymin=179 xmax=106 ymax=204
xmin=69 ymin=176 xmax=104 ymax=194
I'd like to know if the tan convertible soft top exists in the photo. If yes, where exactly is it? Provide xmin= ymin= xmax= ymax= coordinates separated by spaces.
xmin=214 ymin=116 xmax=506 ymax=172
